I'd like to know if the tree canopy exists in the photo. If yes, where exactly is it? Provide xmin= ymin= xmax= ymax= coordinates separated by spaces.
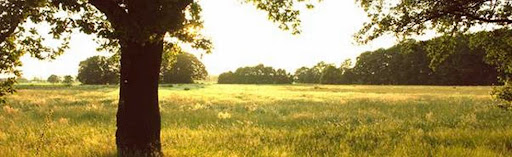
xmin=160 ymin=52 xmax=207 ymax=84
xmin=294 ymin=62 xmax=326 ymax=84
xmin=356 ymin=0 xmax=512 ymax=103
xmin=351 ymin=38 xmax=498 ymax=85
xmin=62 ymin=75 xmax=74 ymax=85
xmin=218 ymin=64 xmax=293 ymax=84
xmin=47 ymin=74 xmax=61 ymax=83
xmin=355 ymin=0 xmax=512 ymax=44
xmin=77 ymin=56 xmax=119 ymax=85
xmin=292 ymin=35 xmax=499 ymax=86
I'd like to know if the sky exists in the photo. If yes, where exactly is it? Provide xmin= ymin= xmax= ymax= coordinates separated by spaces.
xmin=19 ymin=0 xmax=398 ymax=79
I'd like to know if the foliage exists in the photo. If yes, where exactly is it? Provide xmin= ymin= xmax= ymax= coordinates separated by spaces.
xmin=47 ymin=75 xmax=61 ymax=83
xmin=77 ymin=56 xmax=119 ymax=85
xmin=294 ymin=62 xmax=328 ymax=83
xmin=355 ymin=0 xmax=512 ymax=102
xmin=15 ymin=77 xmax=29 ymax=83
xmin=319 ymin=64 xmax=343 ymax=84
xmin=108 ymin=46 xmax=207 ymax=84
xmin=351 ymin=38 xmax=498 ymax=85
xmin=492 ymin=81 xmax=512 ymax=110
xmin=294 ymin=67 xmax=316 ymax=83
xmin=218 ymin=64 xmax=293 ymax=84
xmin=2 ymin=84 xmax=512 ymax=156
xmin=470 ymin=29 xmax=512 ymax=81
xmin=355 ymin=0 xmax=512 ymax=44
xmin=0 ymin=0 xmax=71 ymax=98
xmin=62 ymin=75 xmax=74 ymax=85
xmin=217 ymin=72 xmax=236 ymax=84
xmin=292 ymin=35 xmax=498 ymax=85
xmin=30 ymin=77 xmax=44 ymax=83
xmin=338 ymin=59 xmax=356 ymax=84
xmin=161 ymin=52 xmax=208 ymax=84
xmin=293 ymin=60 xmax=358 ymax=85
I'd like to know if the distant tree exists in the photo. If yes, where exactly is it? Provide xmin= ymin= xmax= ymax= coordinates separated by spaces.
xmin=339 ymin=59 xmax=356 ymax=84
xmin=430 ymin=36 xmax=499 ymax=85
xmin=218 ymin=72 xmax=236 ymax=84
xmin=339 ymin=69 xmax=357 ymax=84
xmin=218 ymin=64 xmax=292 ymax=84
xmin=274 ymin=69 xmax=294 ymax=84
xmin=320 ymin=65 xmax=343 ymax=84
xmin=16 ymin=77 xmax=29 ymax=83
xmin=351 ymin=37 xmax=499 ymax=85
xmin=294 ymin=67 xmax=317 ymax=83
xmin=47 ymin=75 xmax=61 ymax=83
xmin=77 ymin=56 xmax=119 ymax=85
xmin=161 ymin=53 xmax=207 ymax=84
xmin=31 ymin=77 xmax=43 ymax=83
xmin=294 ymin=62 xmax=328 ymax=84
xmin=63 ymin=75 xmax=74 ymax=85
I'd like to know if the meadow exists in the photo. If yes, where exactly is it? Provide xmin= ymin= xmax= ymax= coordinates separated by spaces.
xmin=1 ymin=84 xmax=512 ymax=156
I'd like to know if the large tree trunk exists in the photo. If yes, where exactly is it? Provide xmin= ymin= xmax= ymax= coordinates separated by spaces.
xmin=116 ymin=38 xmax=164 ymax=156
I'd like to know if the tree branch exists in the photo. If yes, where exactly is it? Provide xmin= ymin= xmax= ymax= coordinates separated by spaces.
xmin=88 ymin=0 xmax=130 ymax=31
xmin=0 ymin=19 xmax=20 ymax=44
xmin=463 ymin=13 xmax=512 ymax=24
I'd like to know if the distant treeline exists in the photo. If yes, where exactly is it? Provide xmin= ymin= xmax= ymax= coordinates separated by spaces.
xmin=219 ymin=37 xmax=500 ymax=85
xmin=218 ymin=64 xmax=293 ymax=84
xmin=349 ymin=40 xmax=498 ymax=85
xmin=76 ymin=52 xmax=207 ymax=85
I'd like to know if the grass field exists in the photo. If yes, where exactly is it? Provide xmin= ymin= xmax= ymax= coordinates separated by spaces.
xmin=1 ymin=84 xmax=512 ymax=156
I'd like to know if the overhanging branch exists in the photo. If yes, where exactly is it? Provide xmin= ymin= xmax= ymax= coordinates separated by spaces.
xmin=88 ymin=0 xmax=131 ymax=31
xmin=0 ymin=20 xmax=19 ymax=44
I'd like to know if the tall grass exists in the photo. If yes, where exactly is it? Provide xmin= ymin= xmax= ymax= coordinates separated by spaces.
xmin=1 ymin=84 xmax=511 ymax=156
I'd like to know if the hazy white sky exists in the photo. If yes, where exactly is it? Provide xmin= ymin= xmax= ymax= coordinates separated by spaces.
xmin=20 ymin=0 xmax=398 ymax=79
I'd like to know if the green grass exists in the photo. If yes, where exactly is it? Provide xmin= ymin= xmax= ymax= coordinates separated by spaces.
xmin=1 ymin=84 xmax=512 ymax=156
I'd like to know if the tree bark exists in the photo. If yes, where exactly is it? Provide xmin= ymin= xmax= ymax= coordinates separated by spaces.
xmin=116 ymin=38 xmax=164 ymax=157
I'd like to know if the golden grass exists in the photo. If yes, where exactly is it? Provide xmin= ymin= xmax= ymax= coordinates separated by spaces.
xmin=0 ymin=84 xmax=511 ymax=156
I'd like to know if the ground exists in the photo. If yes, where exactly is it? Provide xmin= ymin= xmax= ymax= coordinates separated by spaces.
xmin=0 ymin=84 xmax=511 ymax=156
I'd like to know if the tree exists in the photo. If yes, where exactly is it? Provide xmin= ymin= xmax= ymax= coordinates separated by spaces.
xmin=294 ymin=62 xmax=328 ymax=84
xmin=218 ymin=71 xmax=236 ymax=84
xmin=47 ymin=75 xmax=61 ymax=83
xmin=1 ymin=0 xmax=318 ymax=155
xmin=77 ymin=56 xmax=119 ymax=85
xmin=355 ymin=0 xmax=512 ymax=101
xmin=320 ymin=64 xmax=342 ymax=84
xmin=31 ymin=77 xmax=43 ymax=83
xmin=63 ymin=75 xmax=74 ymax=85
xmin=274 ymin=69 xmax=294 ymax=84
xmin=294 ymin=67 xmax=314 ymax=83
xmin=161 ymin=52 xmax=207 ymax=84
xmin=218 ymin=64 xmax=293 ymax=84
xmin=16 ymin=77 xmax=29 ymax=83
xmin=339 ymin=59 xmax=356 ymax=84
xmin=350 ymin=37 xmax=499 ymax=85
